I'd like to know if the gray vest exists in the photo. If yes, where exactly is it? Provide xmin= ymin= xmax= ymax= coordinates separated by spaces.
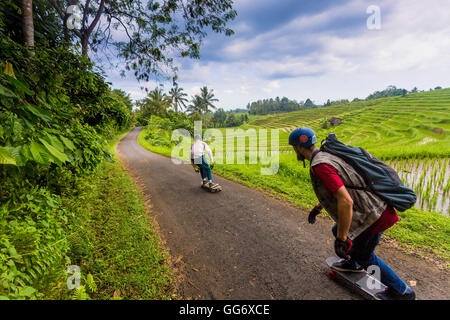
xmin=310 ymin=151 xmax=387 ymax=239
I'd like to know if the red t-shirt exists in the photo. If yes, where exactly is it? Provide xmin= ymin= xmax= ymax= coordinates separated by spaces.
xmin=312 ymin=163 xmax=398 ymax=235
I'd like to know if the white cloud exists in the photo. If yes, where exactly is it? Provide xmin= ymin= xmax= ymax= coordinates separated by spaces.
xmin=263 ymin=80 xmax=280 ymax=93
xmin=239 ymin=85 xmax=250 ymax=95
xmin=317 ymin=1 xmax=450 ymax=74
xmin=185 ymin=86 xmax=202 ymax=98
xmin=222 ymin=37 xmax=260 ymax=59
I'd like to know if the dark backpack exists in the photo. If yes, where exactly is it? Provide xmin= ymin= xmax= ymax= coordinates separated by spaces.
xmin=319 ymin=133 xmax=417 ymax=212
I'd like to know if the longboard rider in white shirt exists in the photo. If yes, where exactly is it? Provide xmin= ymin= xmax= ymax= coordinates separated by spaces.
xmin=191 ymin=135 xmax=220 ymax=189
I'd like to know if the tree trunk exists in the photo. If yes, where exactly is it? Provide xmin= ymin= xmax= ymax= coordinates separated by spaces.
xmin=81 ymin=0 xmax=105 ymax=57
xmin=22 ymin=0 xmax=34 ymax=52
xmin=81 ymin=35 xmax=89 ymax=56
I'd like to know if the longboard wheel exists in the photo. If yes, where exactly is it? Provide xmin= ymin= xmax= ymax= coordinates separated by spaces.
xmin=328 ymin=270 xmax=338 ymax=280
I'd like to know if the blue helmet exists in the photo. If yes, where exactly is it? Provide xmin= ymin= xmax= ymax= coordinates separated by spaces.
xmin=289 ymin=127 xmax=317 ymax=148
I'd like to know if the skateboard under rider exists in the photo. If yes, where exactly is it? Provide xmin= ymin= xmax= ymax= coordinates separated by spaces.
xmin=193 ymin=166 xmax=222 ymax=193
xmin=326 ymin=256 xmax=387 ymax=300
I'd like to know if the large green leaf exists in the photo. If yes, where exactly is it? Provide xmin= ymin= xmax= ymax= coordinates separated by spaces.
xmin=21 ymin=117 xmax=34 ymax=131
xmin=0 ymin=83 xmax=17 ymax=98
xmin=26 ymin=104 xmax=51 ymax=122
xmin=30 ymin=141 xmax=54 ymax=165
xmin=43 ymin=133 xmax=64 ymax=153
xmin=3 ymin=74 xmax=34 ymax=95
xmin=18 ymin=286 xmax=36 ymax=297
xmin=59 ymin=135 xmax=75 ymax=151
xmin=4 ymin=146 xmax=24 ymax=166
xmin=29 ymin=141 xmax=45 ymax=164
xmin=39 ymin=138 xmax=69 ymax=163
xmin=13 ymin=119 xmax=23 ymax=135
xmin=0 ymin=146 xmax=16 ymax=165
xmin=20 ymin=144 xmax=33 ymax=162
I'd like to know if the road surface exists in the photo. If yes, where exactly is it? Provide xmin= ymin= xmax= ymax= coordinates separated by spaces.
xmin=117 ymin=127 xmax=449 ymax=300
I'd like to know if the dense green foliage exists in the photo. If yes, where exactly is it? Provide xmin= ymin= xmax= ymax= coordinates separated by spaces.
xmin=210 ymin=109 xmax=249 ymax=128
xmin=141 ymin=114 xmax=194 ymax=148
xmin=0 ymin=46 xmax=131 ymax=299
xmin=366 ymin=85 xmax=408 ymax=100
xmin=247 ymin=96 xmax=316 ymax=115
xmin=135 ymin=88 xmax=173 ymax=123
xmin=0 ymin=2 xmax=144 ymax=299
xmin=223 ymin=111 xmax=249 ymax=127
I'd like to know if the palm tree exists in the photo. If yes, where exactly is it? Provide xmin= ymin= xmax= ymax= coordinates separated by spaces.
xmin=141 ymin=88 xmax=171 ymax=118
xmin=199 ymin=86 xmax=218 ymax=114
xmin=169 ymin=86 xmax=188 ymax=112
xmin=186 ymin=95 xmax=204 ymax=120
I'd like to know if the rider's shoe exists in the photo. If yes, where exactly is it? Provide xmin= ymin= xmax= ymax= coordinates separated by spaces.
xmin=374 ymin=287 xmax=416 ymax=300
xmin=208 ymin=181 xmax=219 ymax=189
xmin=331 ymin=259 xmax=364 ymax=273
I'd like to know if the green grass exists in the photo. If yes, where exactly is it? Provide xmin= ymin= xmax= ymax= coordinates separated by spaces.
xmin=384 ymin=207 xmax=450 ymax=260
xmin=63 ymin=130 xmax=175 ymax=299
xmin=137 ymin=130 xmax=173 ymax=158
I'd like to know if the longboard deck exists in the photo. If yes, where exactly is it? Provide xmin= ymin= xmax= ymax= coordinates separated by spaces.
xmin=201 ymin=184 xmax=222 ymax=193
xmin=326 ymin=256 xmax=387 ymax=300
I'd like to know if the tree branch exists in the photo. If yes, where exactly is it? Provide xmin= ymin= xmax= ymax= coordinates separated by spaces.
xmin=110 ymin=15 xmax=133 ymax=42
xmin=86 ymin=0 xmax=105 ymax=38
xmin=82 ymin=0 xmax=91 ymax=32
xmin=48 ymin=0 xmax=64 ymax=20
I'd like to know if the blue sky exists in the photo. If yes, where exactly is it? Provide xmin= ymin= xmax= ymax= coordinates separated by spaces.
xmin=105 ymin=0 xmax=450 ymax=110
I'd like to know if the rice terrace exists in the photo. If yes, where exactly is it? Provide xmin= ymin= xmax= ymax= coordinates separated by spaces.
xmin=243 ymin=88 xmax=450 ymax=215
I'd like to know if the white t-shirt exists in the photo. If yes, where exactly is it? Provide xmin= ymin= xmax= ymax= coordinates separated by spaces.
xmin=191 ymin=140 xmax=214 ymax=163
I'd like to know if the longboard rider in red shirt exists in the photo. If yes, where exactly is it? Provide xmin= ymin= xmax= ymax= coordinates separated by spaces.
xmin=288 ymin=127 xmax=415 ymax=300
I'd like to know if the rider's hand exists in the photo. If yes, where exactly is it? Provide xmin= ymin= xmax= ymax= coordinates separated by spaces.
xmin=210 ymin=163 xmax=214 ymax=170
xmin=308 ymin=204 xmax=322 ymax=224
xmin=334 ymin=238 xmax=352 ymax=260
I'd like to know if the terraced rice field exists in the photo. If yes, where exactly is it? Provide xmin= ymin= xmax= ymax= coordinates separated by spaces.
xmin=212 ymin=89 xmax=450 ymax=215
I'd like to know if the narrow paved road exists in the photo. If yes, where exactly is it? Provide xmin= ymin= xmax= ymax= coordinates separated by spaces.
xmin=117 ymin=128 xmax=449 ymax=300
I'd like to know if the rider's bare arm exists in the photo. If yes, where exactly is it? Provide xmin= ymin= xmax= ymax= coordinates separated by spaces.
xmin=333 ymin=186 xmax=353 ymax=241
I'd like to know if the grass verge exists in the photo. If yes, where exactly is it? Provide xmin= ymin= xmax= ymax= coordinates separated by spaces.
xmin=62 ymin=130 xmax=175 ymax=299
xmin=137 ymin=127 xmax=449 ymax=262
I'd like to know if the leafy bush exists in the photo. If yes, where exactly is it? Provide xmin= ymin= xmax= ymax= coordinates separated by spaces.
xmin=0 ymin=31 xmax=131 ymax=299
xmin=142 ymin=114 xmax=194 ymax=148
xmin=0 ymin=180 xmax=70 ymax=299
xmin=321 ymin=118 xmax=330 ymax=129
xmin=144 ymin=127 xmax=173 ymax=148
